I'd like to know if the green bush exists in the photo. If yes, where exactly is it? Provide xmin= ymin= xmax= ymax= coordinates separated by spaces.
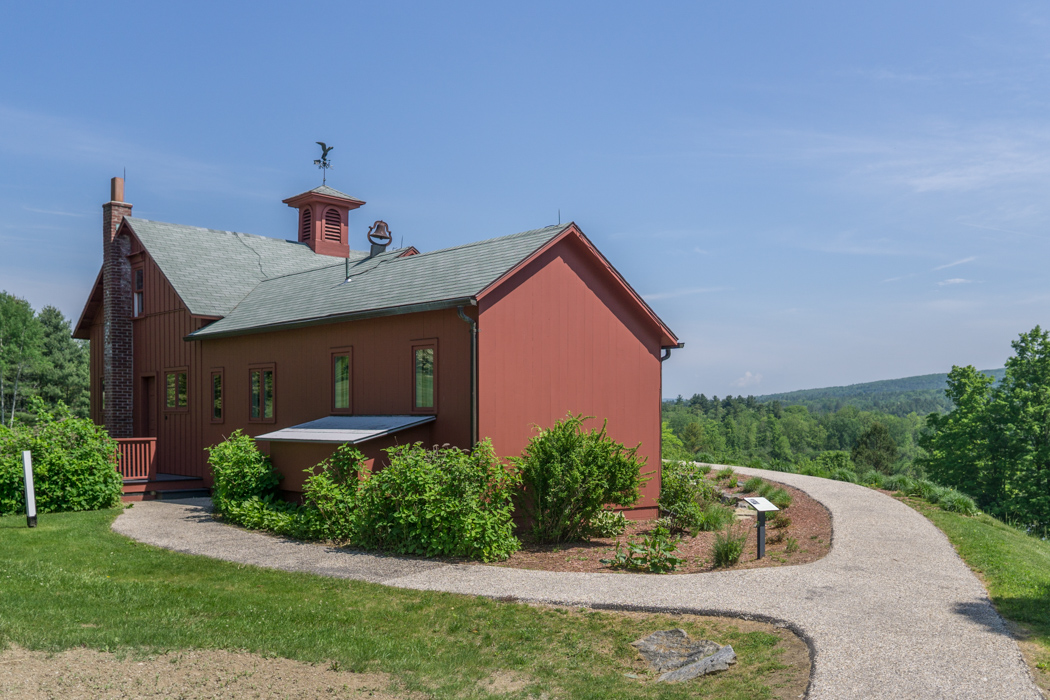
xmin=696 ymin=503 xmax=736 ymax=531
xmin=355 ymin=440 xmax=519 ymax=561
xmin=588 ymin=508 xmax=628 ymax=538
xmin=515 ymin=414 xmax=645 ymax=544
xmin=742 ymin=477 xmax=764 ymax=493
xmin=219 ymin=496 xmax=327 ymax=539
xmin=600 ymin=523 xmax=684 ymax=573
xmin=301 ymin=443 xmax=364 ymax=541
xmin=830 ymin=468 xmax=859 ymax=484
xmin=714 ymin=467 xmax=736 ymax=482
xmin=858 ymin=470 xmax=886 ymax=488
xmin=659 ymin=460 xmax=718 ymax=534
xmin=0 ymin=402 xmax=122 ymax=515
xmin=769 ymin=487 xmax=793 ymax=509
xmin=906 ymin=478 xmax=942 ymax=501
xmin=882 ymin=474 xmax=913 ymax=492
xmin=712 ymin=523 xmax=748 ymax=567
xmin=206 ymin=430 xmax=281 ymax=512
xmin=937 ymin=489 xmax=979 ymax=515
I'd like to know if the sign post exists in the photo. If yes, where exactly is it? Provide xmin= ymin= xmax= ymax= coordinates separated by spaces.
xmin=743 ymin=496 xmax=779 ymax=559
xmin=22 ymin=451 xmax=37 ymax=528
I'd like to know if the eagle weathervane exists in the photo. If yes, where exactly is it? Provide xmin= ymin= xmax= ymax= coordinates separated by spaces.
xmin=313 ymin=142 xmax=334 ymax=185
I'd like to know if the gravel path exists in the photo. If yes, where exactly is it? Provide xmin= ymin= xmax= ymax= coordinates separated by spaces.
xmin=113 ymin=467 xmax=1041 ymax=699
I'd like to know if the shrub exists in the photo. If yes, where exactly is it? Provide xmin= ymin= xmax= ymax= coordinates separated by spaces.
xmin=0 ymin=402 xmax=122 ymax=515
xmin=757 ymin=481 xmax=776 ymax=499
xmin=742 ymin=477 xmax=764 ymax=493
xmin=858 ymin=470 xmax=886 ymax=488
xmin=815 ymin=451 xmax=854 ymax=472
xmin=830 ymin=468 xmax=859 ymax=484
xmin=712 ymin=523 xmax=748 ymax=567
xmin=588 ymin=508 xmax=628 ymax=538
xmin=355 ymin=440 xmax=520 ymax=561
xmin=882 ymin=474 xmax=913 ymax=493
xmin=769 ymin=511 xmax=791 ymax=529
xmin=695 ymin=452 xmax=718 ymax=465
xmin=515 ymin=414 xmax=645 ymax=543
xmin=938 ymin=489 xmax=979 ymax=515
xmin=301 ymin=443 xmax=364 ymax=541
xmin=697 ymin=463 xmax=712 ymax=475
xmin=659 ymin=460 xmax=718 ymax=534
xmin=714 ymin=467 xmax=735 ymax=482
xmin=600 ymin=523 xmax=684 ymax=573
xmin=220 ymin=496 xmax=327 ymax=539
xmin=784 ymin=536 xmax=799 ymax=553
xmin=206 ymin=430 xmax=280 ymax=512
xmin=696 ymin=503 xmax=736 ymax=532
xmin=769 ymin=487 xmax=793 ymax=510
xmin=906 ymin=478 xmax=942 ymax=502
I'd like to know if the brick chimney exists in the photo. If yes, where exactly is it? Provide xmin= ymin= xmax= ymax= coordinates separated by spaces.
xmin=102 ymin=177 xmax=133 ymax=438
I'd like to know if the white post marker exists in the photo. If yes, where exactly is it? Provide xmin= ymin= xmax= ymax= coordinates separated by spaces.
xmin=22 ymin=450 xmax=37 ymax=528
xmin=742 ymin=496 xmax=778 ymax=559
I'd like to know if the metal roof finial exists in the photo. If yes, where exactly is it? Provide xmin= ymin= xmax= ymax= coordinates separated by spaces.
xmin=313 ymin=142 xmax=333 ymax=185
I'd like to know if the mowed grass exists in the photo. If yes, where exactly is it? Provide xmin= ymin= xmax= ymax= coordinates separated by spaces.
xmin=906 ymin=498 xmax=1050 ymax=690
xmin=0 ymin=509 xmax=804 ymax=699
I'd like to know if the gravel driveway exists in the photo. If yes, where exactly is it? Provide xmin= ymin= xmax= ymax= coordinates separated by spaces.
xmin=113 ymin=466 xmax=1042 ymax=699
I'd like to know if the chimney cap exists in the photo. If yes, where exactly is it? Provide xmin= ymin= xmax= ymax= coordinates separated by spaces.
xmin=110 ymin=177 xmax=124 ymax=203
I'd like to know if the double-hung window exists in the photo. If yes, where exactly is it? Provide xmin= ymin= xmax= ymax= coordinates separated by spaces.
xmin=412 ymin=342 xmax=436 ymax=413
xmin=210 ymin=368 xmax=224 ymax=423
xmin=133 ymin=268 xmax=144 ymax=317
xmin=331 ymin=347 xmax=352 ymax=413
xmin=249 ymin=364 xmax=275 ymax=422
xmin=165 ymin=368 xmax=188 ymax=411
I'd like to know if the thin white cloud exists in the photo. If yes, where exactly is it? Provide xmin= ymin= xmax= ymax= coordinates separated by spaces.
xmin=23 ymin=206 xmax=90 ymax=218
xmin=732 ymin=371 xmax=762 ymax=388
xmin=643 ymin=287 xmax=727 ymax=301
xmin=938 ymin=278 xmax=972 ymax=286
xmin=933 ymin=256 xmax=977 ymax=271
xmin=692 ymin=247 xmax=710 ymax=254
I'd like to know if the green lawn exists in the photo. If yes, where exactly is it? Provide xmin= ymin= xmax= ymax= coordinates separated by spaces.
xmin=0 ymin=508 xmax=806 ymax=699
xmin=906 ymin=498 xmax=1050 ymax=692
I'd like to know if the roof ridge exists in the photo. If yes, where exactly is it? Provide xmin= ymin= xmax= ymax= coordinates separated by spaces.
xmin=403 ymin=223 xmax=569 ymax=261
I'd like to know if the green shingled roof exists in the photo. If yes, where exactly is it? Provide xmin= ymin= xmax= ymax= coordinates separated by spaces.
xmin=305 ymin=185 xmax=364 ymax=203
xmin=125 ymin=218 xmax=370 ymax=318
xmin=188 ymin=224 xmax=570 ymax=338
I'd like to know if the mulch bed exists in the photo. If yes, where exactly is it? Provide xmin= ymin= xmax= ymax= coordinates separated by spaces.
xmin=491 ymin=472 xmax=832 ymax=574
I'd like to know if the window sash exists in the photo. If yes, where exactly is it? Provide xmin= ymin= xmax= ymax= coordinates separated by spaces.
xmin=211 ymin=372 xmax=223 ymax=421
xmin=414 ymin=347 xmax=435 ymax=410
xmin=249 ymin=368 xmax=274 ymax=421
xmin=166 ymin=371 xmax=187 ymax=409
xmin=333 ymin=355 xmax=350 ymax=410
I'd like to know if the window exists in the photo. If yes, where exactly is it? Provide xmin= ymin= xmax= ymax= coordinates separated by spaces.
xmin=331 ymin=348 xmax=352 ymax=413
xmin=133 ymin=268 xmax=144 ymax=317
xmin=165 ymin=369 xmax=188 ymax=411
xmin=412 ymin=342 xmax=436 ymax=412
xmin=210 ymin=369 xmax=224 ymax=423
xmin=249 ymin=364 xmax=275 ymax=422
xmin=323 ymin=207 xmax=341 ymax=241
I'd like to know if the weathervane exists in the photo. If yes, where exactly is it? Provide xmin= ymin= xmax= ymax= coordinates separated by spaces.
xmin=313 ymin=141 xmax=333 ymax=185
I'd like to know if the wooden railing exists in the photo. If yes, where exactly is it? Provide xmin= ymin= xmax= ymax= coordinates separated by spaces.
xmin=115 ymin=438 xmax=157 ymax=481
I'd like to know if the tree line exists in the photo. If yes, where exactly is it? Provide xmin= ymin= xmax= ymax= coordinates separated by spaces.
xmin=0 ymin=291 xmax=88 ymax=426
xmin=663 ymin=393 xmax=923 ymax=475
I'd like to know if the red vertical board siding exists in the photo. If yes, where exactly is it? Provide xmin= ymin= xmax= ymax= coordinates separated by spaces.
xmin=478 ymin=235 xmax=664 ymax=518
xmin=199 ymin=307 xmax=472 ymax=490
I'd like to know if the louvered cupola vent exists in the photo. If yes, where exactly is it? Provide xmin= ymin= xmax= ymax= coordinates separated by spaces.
xmin=323 ymin=208 xmax=341 ymax=241
xmin=282 ymin=185 xmax=365 ymax=258
xmin=300 ymin=208 xmax=312 ymax=241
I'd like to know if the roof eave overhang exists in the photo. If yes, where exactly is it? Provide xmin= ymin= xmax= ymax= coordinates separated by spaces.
xmin=72 ymin=268 xmax=104 ymax=339
xmin=185 ymin=296 xmax=477 ymax=341
xmin=282 ymin=192 xmax=366 ymax=209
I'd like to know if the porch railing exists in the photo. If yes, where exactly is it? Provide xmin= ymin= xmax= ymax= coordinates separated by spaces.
xmin=115 ymin=437 xmax=157 ymax=481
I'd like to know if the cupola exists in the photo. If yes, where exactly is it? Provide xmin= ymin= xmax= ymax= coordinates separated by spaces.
xmin=282 ymin=185 xmax=365 ymax=257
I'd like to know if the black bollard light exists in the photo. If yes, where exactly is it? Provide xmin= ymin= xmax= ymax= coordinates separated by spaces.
xmin=743 ymin=497 xmax=778 ymax=559
xmin=22 ymin=451 xmax=37 ymax=528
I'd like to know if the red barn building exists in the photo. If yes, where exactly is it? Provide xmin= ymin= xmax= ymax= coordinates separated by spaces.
xmin=73 ymin=177 xmax=681 ymax=517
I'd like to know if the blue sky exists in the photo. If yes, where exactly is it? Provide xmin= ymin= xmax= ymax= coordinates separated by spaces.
xmin=3 ymin=2 xmax=1050 ymax=397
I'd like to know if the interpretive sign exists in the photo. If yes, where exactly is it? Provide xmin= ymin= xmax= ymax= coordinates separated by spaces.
xmin=742 ymin=496 xmax=779 ymax=558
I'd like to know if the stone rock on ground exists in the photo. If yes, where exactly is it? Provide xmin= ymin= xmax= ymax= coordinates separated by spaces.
xmin=658 ymin=644 xmax=737 ymax=683
xmin=630 ymin=628 xmax=729 ymax=676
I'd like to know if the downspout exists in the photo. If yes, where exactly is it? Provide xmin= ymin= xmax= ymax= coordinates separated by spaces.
xmin=658 ymin=343 xmax=684 ymax=468
xmin=660 ymin=342 xmax=685 ymax=363
xmin=457 ymin=304 xmax=479 ymax=447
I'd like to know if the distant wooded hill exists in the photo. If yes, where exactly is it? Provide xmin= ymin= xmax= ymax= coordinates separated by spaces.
xmin=755 ymin=369 xmax=1006 ymax=417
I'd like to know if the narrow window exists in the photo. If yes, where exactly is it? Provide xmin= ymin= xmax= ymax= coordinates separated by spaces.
xmin=210 ymin=369 xmax=224 ymax=422
xmin=249 ymin=365 xmax=275 ymax=421
xmin=165 ymin=369 xmax=188 ymax=410
xmin=413 ymin=344 xmax=436 ymax=411
xmin=332 ymin=349 xmax=352 ymax=412
xmin=133 ymin=268 xmax=144 ymax=317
